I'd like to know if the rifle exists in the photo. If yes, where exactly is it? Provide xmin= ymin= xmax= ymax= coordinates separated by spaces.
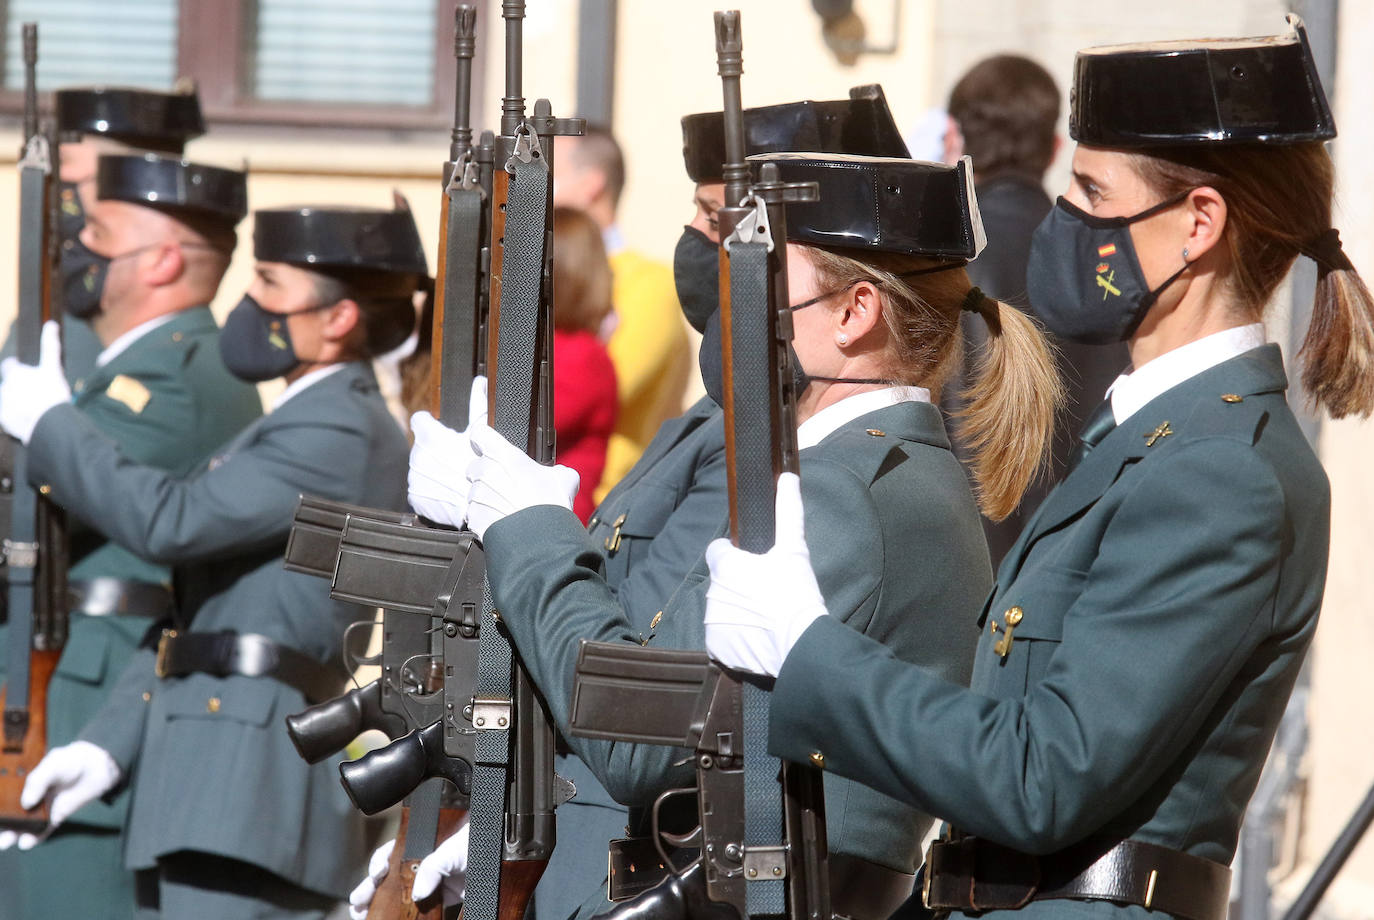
xmin=336 ymin=7 xmax=584 ymax=920
xmin=568 ymin=12 xmax=829 ymax=920
xmin=0 ymin=22 xmax=70 ymax=832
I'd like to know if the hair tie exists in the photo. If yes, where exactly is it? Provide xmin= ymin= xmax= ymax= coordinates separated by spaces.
xmin=1300 ymin=228 xmax=1355 ymax=274
xmin=960 ymin=286 xmax=990 ymax=314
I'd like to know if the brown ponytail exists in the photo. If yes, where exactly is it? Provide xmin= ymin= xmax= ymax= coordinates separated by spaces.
xmin=802 ymin=246 xmax=1063 ymax=521
xmin=1131 ymin=142 xmax=1374 ymax=419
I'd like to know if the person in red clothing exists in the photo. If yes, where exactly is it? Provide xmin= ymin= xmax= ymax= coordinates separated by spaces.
xmin=552 ymin=206 xmax=619 ymax=522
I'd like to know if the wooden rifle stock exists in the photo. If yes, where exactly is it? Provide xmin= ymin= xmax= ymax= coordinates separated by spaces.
xmin=496 ymin=856 xmax=547 ymax=920
xmin=369 ymin=805 xmax=469 ymax=920
xmin=0 ymin=648 xmax=56 ymax=828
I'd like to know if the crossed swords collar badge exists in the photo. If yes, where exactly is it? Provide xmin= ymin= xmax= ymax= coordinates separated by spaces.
xmin=1144 ymin=421 xmax=1172 ymax=447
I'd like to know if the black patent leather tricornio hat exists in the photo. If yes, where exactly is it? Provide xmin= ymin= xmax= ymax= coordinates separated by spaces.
xmin=55 ymin=86 xmax=204 ymax=153
xmin=1071 ymin=14 xmax=1336 ymax=147
xmin=748 ymin=153 xmax=986 ymax=261
xmin=96 ymin=154 xmax=246 ymax=225
xmin=682 ymin=84 xmax=910 ymax=183
xmin=254 ymin=206 xmax=428 ymax=295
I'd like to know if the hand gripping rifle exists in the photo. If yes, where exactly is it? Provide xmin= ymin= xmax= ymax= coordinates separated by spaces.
xmin=332 ymin=7 xmax=583 ymax=920
xmin=1 ymin=23 xmax=71 ymax=832
xmin=567 ymin=12 xmax=830 ymax=920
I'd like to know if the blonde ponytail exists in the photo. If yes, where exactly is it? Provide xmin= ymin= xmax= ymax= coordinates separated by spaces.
xmin=955 ymin=294 xmax=1064 ymax=520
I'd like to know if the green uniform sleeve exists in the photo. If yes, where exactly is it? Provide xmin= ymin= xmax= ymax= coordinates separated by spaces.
xmin=27 ymin=403 xmax=367 ymax=564
xmin=486 ymin=455 xmax=886 ymax=807
xmin=78 ymin=646 xmax=156 ymax=774
xmin=769 ymin=439 xmax=1288 ymax=854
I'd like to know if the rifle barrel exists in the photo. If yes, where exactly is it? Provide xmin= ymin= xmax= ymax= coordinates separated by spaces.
xmin=501 ymin=1 xmax=526 ymax=137
xmin=21 ymin=24 xmax=37 ymax=143
xmin=452 ymin=4 xmax=478 ymax=161
xmin=714 ymin=12 xmax=749 ymax=223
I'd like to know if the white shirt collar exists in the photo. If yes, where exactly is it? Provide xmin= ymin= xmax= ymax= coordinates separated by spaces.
xmin=1107 ymin=323 xmax=1266 ymax=425
xmin=95 ymin=313 xmax=179 ymax=368
xmin=796 ymin=386 xmax=930 ymax=450
xmin=602 ymin=224 xmax=626 ymax=256
xmin=272 ymin=363 xmax=347 ymax=411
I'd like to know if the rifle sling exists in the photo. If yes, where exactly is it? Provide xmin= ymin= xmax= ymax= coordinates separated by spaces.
xmin=466 ymin=145 xmax=551 ymax=920
xmin=728 ymin=239 xmax=788 ymax=917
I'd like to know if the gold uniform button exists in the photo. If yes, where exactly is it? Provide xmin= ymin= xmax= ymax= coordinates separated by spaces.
xmin=171 ymin=331 xmax=184 ymax=343
xmin=141 ymin=692 xmax=152 ymax=702
xmin=1221 ymin=394 xmax=1243 ymax=403
xmin=809 ymin=751 xmax=825 ymax=769
xmin=38 ymin=484 xmax=51 ymax=495
xmin=865 ymin=428 xmax=886 ymax=437
xmin=1004 ymin=606 xmax=1023 ymax=626
xmin=207 ymin=697 xmax=222 ymax=713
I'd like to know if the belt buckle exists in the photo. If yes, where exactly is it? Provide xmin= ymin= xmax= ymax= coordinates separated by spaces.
xmin=154 ymin=629 xmax=178 ymax=678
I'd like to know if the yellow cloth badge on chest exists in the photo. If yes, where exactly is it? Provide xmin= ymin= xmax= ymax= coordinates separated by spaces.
xmin=105 ymin=374 xmax=152 ymax=414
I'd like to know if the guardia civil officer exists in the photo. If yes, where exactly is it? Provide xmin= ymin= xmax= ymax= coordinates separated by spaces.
xmin=373 ymin=87 xmax=922 ymax=920
xmin=45 ymin=85 xmax=205 ymax=379
xmin=703 ymin=17 xmax=1373 ymax=920
xmin=0 ymin=206 xmax=423 ymax=918
xmin=0 ymin=154 xmax=260 ymax=918
xmin=384 ymin=147 xmax=1064 ymax=920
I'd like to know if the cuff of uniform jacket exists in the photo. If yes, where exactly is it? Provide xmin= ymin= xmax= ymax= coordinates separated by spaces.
xmin=771 ymin=615 xmax=896 ymax=769
xmin=483 ymin=503 xmax=593 ymax=592
xmin=80 ymin=706 xmax=143 ymax=779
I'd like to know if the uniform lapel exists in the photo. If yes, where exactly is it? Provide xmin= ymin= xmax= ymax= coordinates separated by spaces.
xmin=996 ymin=344 xmax=1289 ymax=585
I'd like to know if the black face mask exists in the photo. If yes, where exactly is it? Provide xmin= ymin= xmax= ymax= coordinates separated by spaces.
xmin=1026 ymin=193 xmax=1192 ymax=345
xmin=673 ymin=225 xmax=720 ymax=333
xmin=220 ymin=294 xmax=333 ymax=383
xmin=698 ymin=310 xmax=807 ymax=408
xmin=57 ymin=182 xmax=106 ymax=319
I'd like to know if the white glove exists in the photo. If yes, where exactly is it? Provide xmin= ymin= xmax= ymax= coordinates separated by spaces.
xmin=346 ymin=820 xmax=470 ymax=919
xmin=407 ymin=376 xmax=489 ymax=527
xmin=412 ymin=819 xmax=469 ymax=904
xmin=464 ymin=423 xmax=580 ymax=542
xmin=704 ymin=473 xmax=829 ymax=677
xmin=0 ymin=321 xmax=71 ymax=445
xmin=0 ymin=740 xmax=122 ymax=850
xmin=348 ymin=837 xmax=396 ymax=920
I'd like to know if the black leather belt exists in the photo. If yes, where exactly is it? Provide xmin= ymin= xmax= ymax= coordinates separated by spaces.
xmin=154 ymin=629 xmax=342 ymax=703
xmin=607 ymin=839 xmax=914 ymax=920
xmin=923 ymin=834 xmax=1231 ymax=920
xmin=69 ymin=577 xmax=174 ymax=618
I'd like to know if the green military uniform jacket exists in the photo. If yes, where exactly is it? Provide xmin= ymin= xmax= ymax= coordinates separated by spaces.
xmin=0 ymin=307 xmax=259 ymax=919
xmin=486 ymin=400 xmax=989 ymax=917
xmin=536 ymin=396 xmax=729 ymax=920
xmin=2 ymin=306 xmax=260 ymax=831
xmin=24 ymin=360 xmax=408 ymax=898
xmin=769 ymin=346 xmax=1329 ymax=918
